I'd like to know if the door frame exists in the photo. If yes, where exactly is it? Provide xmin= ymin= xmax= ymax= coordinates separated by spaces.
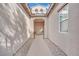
xmin=34 ymin=19 xmax=44 ymax=38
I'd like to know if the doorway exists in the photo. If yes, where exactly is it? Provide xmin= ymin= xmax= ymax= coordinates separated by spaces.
xmin=34 ymin=19 xmax=44 ymax=38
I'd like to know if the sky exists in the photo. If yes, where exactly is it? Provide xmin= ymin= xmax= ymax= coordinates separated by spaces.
xmin=28 ymin=3 xmax=50 ymax=9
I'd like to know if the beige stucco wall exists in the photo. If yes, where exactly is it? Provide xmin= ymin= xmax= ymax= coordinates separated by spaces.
xmin=0 ymin=3 xmax=32 ymax=56
xmin=48 ymin=3 xmax=79 ymax=56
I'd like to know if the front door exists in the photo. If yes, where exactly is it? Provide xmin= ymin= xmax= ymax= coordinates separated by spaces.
xmin=34 ymin=21 xmax=44 ymax=35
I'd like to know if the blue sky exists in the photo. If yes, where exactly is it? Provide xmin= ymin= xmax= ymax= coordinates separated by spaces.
xmin=28 ymin=3 xmax=50 ymax=9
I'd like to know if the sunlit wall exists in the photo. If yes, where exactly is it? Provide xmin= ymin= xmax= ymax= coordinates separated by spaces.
xmin=0 ymin=3 xmax=32 ymax=55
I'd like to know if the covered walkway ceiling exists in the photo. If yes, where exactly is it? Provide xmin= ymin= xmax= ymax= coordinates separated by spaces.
xmin=21 ymin=3 xmax=55 ymax=17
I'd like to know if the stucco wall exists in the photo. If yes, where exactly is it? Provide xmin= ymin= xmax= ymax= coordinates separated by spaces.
xmin=48 ymin=3 xmax=79 ymax=56
xmin=0 ymin=3 xmax=31 ymax=56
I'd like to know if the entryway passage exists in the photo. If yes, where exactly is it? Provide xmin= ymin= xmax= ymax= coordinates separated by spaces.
xmin=27 ymin=35 xmax=67 ymax=56
xmin=27 ymin=35 xmax=52 ymax=56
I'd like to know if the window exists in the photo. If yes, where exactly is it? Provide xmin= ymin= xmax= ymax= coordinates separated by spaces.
xmin=58 ymin=4 xmax=68 ymax=32
xmin=40 ymin=9 xmax=43 ymax=12
xmin=35 ymin=9 xmax=38 ymax=12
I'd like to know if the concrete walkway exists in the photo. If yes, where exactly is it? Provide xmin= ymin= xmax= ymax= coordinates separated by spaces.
xmin=27 ymin=35 xmax=52 ymax=56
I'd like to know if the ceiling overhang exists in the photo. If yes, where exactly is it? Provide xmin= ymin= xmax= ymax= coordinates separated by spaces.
xmin=20 ymin=3 xmax=56 ymax=17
